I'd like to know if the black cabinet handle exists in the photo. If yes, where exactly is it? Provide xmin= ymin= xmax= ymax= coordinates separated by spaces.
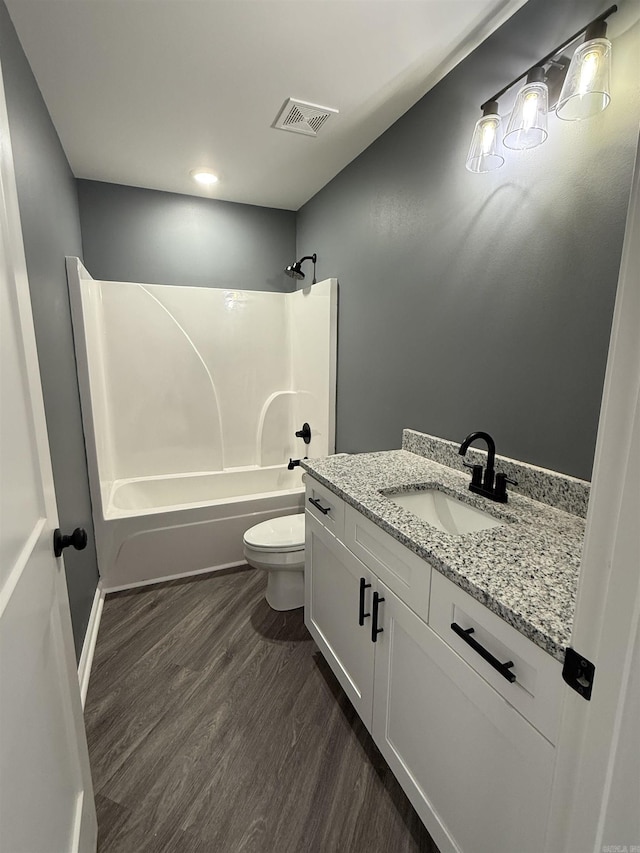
xmin=309 ymin=497 xmax=331 ymax=515
xmin=53 ymin=527 xmax=88 ymax=558
xmin=359 ymin=578 xmax=371 ymax=626
xmin=451 ymin=622 xmax=516 ymax=683
xmin=372 ymin=591 xmax=385 ymax=642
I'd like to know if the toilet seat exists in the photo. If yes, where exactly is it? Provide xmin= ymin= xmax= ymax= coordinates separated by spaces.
xmin=243 ymin=513 xmax=304 ymax=553
xmin=243 ymin=513 xmax=306 ymax=611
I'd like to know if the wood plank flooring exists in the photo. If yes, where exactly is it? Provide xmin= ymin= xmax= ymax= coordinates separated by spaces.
xmin=85 ymin=567 xmax=440 ymax=853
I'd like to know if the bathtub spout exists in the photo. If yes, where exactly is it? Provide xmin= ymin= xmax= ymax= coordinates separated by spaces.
xmin=288 ymin=457 xmax=307 ymax=470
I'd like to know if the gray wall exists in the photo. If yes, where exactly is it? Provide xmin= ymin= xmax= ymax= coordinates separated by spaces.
xmin=77 ymin=180 xmax=296 ymax=291
xmin=1 ymin=0 xmax=99 ymax=659
xmin=297 ymin=0 xmax=640 ymax=481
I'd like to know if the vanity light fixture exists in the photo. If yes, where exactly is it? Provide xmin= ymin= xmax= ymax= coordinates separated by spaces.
xmin=503 ymin=67 xmax=548 ymax=150
xmin=465 ymin=101 xmax=504 ymax=173
xmin=556 ymin=19 xmax=612 ymax=121
xmin=466 ymin=4 xmax=617 ymax=173
xmin=190 ymin=168 xmax=219 ymax=185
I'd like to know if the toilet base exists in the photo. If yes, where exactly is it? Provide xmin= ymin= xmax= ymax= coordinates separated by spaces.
xmin=265 ymin=568 xmax=304 ymax=611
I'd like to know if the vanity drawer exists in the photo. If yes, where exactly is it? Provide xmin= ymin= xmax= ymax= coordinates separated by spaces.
xmin=344 ymin=505 xmax=431 ymax=622
xmin=305 ymin=476 xmax=345 ymax=540
xmin=429 ymin=570 xmax=563 ymax=744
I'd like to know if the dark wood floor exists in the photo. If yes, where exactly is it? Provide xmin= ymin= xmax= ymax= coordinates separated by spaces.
xmin=85 ymin=566 xmax=440 ymax=853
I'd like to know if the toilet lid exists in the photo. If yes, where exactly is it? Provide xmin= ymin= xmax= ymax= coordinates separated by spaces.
xmin=243 ymin=513 xmax=305 ymax=552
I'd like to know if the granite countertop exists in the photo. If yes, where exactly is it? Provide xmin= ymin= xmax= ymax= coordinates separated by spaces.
xmin=301 ymin=450 xmax=586 ymax=662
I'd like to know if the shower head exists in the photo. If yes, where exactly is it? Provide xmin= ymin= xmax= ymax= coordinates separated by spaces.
xmin=284 ymin=261 xmax=304 ymax=280
xmin=285 ymin=253 xmax=317 ymax=283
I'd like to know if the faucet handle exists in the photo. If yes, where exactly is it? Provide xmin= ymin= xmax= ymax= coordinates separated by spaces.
xmin=494 ymin=472 xmax=518 ymax=502
xmin=463 ymin=461 xmax=483 ymax=487
xmin=295 ymin=423 xmax=312 ymax=444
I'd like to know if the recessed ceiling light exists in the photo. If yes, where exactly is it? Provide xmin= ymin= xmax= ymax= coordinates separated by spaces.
xmin=190 ymin=168 xmax=219 ymax=185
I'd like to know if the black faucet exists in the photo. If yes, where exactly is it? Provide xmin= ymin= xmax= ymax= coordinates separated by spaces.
xmin=288 ymin=457 xmax=307 ymax=470
xmin=458 ymin=431 xmax=517 ymax=503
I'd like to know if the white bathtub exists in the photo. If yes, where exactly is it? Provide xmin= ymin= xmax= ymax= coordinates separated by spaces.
xmin=67 ymin=260 xmax=337 ymax=592
xmin=96 ymin=465 xmax=304 ymax=591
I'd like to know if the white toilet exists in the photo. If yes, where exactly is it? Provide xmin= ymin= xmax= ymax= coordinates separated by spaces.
xmin=243 ymin=513 xmax=305 ymax=611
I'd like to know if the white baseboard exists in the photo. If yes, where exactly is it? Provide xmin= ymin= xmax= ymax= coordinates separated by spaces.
xmin=101 ymin=560 xmax=249 ymax=594
xmin=78 ymin=583 xmax=105 ymax=709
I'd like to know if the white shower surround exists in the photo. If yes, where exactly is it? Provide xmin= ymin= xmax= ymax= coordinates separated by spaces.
xmin=67 ymin=258 xmax=337 ymax=590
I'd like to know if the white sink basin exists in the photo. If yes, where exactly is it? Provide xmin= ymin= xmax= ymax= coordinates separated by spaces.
xmin=386 ymin=488 xmax=506 ymax=536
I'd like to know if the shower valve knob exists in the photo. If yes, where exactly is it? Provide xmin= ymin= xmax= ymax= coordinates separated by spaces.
xmin=53 ymin=527 xmax=88 ymax=558
xmin=295 ymin=423 xmax=312 ymax=444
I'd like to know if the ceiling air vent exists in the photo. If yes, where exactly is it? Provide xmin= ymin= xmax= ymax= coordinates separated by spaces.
xmin=273 ymin=98 xmax=339 ymax=137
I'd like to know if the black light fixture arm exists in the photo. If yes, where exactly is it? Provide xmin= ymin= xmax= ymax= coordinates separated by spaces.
xmin=480 ymin=4 xmax=617 ymax=111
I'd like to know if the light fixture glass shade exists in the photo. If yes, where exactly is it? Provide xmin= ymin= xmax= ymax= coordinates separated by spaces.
xmin=503 ymin=77 xmax=548 ymax=150
xmin=466 ymin=109 xmax=504 ymax=173
xmin=556 ymin=37 xmax=611 ymax=121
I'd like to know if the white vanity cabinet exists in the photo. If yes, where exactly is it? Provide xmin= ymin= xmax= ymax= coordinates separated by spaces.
xmin=371 ymin=581 xmax=555 ymax=853
xmin=305 ymin=511 xmax=375 ymax=728
xmin=304 ymin=475 xmax=563 ymax=853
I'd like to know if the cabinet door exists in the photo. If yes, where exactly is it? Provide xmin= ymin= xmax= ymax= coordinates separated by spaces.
xmin=304 ymin=512 xmax=375 ymax=729
xmin=429 ymin=569 xmax=563 ymax=744
xmin=372 ymin=582 xmax=556 ymax=853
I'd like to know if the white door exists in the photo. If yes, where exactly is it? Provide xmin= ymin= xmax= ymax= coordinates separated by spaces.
xmin=0 ymin=61 xmax=97 ymax=853
xmin=545 ymin=136 xmax=640 ymax=852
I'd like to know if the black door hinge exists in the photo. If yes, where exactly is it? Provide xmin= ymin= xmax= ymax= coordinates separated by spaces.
xmin=562 ymin=647 xmax=595 ymax=700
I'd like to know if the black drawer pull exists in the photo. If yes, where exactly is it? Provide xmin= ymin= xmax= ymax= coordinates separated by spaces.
xmin=359 ymin=577 xmax=371 ymax=626
xmin=372 ymin=591 xmax=385 ymax=642
xmin=451 ymin=622 xmax=516 ymax=683
xmin=309 ymin=497 xmax=331 ymax=515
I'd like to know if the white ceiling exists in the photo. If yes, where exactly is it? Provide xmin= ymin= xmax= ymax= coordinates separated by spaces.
xmin=6 ymin=0 xmax=528 ymax=211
